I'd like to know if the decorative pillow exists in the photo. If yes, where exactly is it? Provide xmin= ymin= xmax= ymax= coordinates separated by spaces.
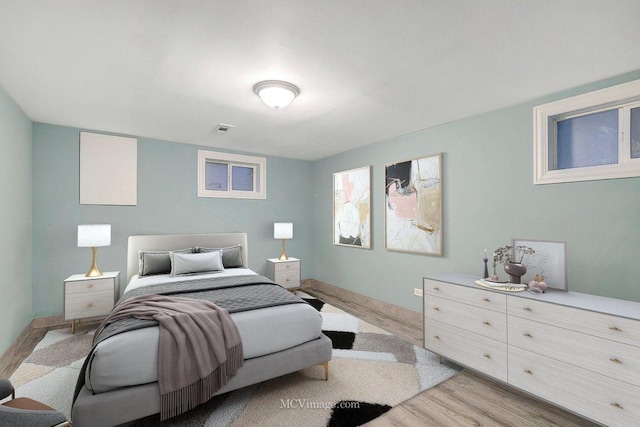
xmin=138 ymin=248 xmax=193 ymax=276
xmin=196 ymin=245 xmax=244 ymax=268
xmin=170 ymin=250 xmax=224 ymax=276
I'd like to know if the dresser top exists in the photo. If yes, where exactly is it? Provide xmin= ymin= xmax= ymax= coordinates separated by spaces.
xmin=427 ymin=272 xmax=640 ymax=321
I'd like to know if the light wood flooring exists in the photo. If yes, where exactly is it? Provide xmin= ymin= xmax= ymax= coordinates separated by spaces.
xmin=2 ymin=292 xmax=598 ymax=426
xmin=305 ymin=288 xmax=598 ymax=427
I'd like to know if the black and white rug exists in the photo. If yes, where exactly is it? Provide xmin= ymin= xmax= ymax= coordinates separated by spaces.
xmin=9 ymin=293 xmax=460 ymax=426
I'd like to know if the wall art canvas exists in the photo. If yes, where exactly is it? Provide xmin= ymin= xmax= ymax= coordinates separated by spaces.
xmin=512 ymin=239 xmax=567 ymax=291
xmin=333 ymin=166 xmax=371 ymax=248
xmin=385 ymin=153 xmax=442 ymax=256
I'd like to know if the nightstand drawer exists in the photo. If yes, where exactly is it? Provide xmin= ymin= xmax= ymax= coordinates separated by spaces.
xmin=65 ymin=278 xmax=114 ymax=294
xmin=65 ymin=290 xmax=114 ymax=320
xmin=275 ymin=270 xmax=300 ymax=288
xmin=274 ymin=261 xmax=300 ymax=273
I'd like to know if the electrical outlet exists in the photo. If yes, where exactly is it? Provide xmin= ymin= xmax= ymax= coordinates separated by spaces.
xmin=414 ymin=288 xmax=423 ymax=297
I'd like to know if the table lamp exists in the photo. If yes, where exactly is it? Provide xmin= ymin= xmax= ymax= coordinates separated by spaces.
xmin=78 ymin=224 xmax=111 ymax=277
xmin=274 ymin=222 xmax=293 ymax=260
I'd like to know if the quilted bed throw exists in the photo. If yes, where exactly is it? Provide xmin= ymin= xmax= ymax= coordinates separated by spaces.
xmin=94 ymin=294 xmax=244 ymax=420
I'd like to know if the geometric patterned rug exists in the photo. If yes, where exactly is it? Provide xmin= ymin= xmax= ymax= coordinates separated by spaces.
xmin=8 ymin=293 xmax=460 ymax=426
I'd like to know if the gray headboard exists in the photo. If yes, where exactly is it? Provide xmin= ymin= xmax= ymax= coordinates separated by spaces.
xmin=126 ymin=233 xmax=248 ymax=282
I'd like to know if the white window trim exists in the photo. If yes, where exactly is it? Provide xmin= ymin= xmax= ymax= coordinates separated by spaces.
xmin=198 ymin=150 xmax=266 ymax=199
xmin=533 ymin=79 xmax=640 ymax=185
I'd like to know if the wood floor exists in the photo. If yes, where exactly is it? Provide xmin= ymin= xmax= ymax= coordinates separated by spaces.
xmin=305 ymin=288 xmax=598 ymax=427
xmin=2 ymin=291 xmax=598 ymax=427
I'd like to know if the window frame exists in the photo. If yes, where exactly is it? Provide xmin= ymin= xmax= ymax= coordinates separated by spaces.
xmin=197 ymin=150 xmax=266 ymax=199
xmin=533 ymin=79 xmax=640 ymax=185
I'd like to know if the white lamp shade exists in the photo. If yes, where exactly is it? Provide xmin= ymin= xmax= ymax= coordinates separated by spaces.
xmin=78 ymin=224 xmax=111 ymax=247
xmin=274 ymin=223 xmax=293 ymax=239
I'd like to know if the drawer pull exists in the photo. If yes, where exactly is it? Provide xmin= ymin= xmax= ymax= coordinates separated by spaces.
xmin=524 ymin=369 xmax=533 ymax=375
xmin=433 ymin=307 xmax=440 ymax=311
xmin=86 ymin=303 xmax=94 ymax=308
xmin=610 ymin=358 xmax=622 ymax=364
xmin=483 ymin=354 xmax=491 ymax=359
xmin=610 ymin=402 xmax=623 ymax=410
xmin=523 ymin=307 xmax=532 ymax=311
xmin=87 ymin=284 xmax=93 ymax=288
xmin=433 ymin=287 xmax=440 ymax=291
xmin=433 ymin=335 xmax=440 ymax=340
xmin=482 ymin=321 xmax=490 ymax=325
xmin=609 ymin=326 xmax=622 ymax=332
xmin=523 ymin=332 xmax=533 ymax=338
xmin=482 ymin=297 xmax=490 ymax=302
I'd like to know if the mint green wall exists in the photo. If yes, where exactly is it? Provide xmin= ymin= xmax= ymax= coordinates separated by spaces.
xmin=312 ymin=71 xmax=640 ymax=312
xmin=0 ymin=85 xmax=33 ymax=355
xmin=32 ymin=123 xmax=313 ymax=317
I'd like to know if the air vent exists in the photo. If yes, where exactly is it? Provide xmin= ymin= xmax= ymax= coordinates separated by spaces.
xmin=215 ymin=123 xmax=235 ymax=134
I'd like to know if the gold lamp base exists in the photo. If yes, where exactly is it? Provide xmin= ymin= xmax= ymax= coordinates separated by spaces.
xmin=85 ymin=246 xmax=103 ymax=277
xmin=278 ymin=239 xmax=289 ymax=261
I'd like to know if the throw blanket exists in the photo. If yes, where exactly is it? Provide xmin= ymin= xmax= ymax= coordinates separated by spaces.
xmin=94 ymin=294 xmax=243 ymax=421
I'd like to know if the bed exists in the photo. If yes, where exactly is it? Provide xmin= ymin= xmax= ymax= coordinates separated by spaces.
xmin=71 ymin=233 xmax=332 ymax=427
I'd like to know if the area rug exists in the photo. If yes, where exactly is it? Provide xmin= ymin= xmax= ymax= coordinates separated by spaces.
xmin=8 ymin=294 xmax=460 ymax=426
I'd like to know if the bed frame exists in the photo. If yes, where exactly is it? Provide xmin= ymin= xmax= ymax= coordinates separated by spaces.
xmin=72 ymin=233 xmax=332 ymax=427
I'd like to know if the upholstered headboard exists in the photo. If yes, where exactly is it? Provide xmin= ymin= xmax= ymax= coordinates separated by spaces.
xmin=126 ymin=233 xmax=248 ymax=282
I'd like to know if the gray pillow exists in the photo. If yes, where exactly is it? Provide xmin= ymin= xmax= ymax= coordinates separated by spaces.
xmin=196 ymin=245 xmax=244 ymax=268
xmin=170 ymin=250 xmax=224 ymax=276
xmin=138 ymin=248 xmax=192 ymax=276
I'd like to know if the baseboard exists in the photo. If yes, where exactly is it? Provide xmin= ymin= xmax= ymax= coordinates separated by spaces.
xmin=301 ymin=278 xmax=422 ymax=329
xmin=0 ymin=320 xmax=33 ymax=374
xmin=32 ymin=315 xmax=66 ymax=329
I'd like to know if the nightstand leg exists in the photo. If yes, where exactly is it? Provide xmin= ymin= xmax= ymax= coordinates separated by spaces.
xmin=71 ymin=320 xmax=75 ymax=334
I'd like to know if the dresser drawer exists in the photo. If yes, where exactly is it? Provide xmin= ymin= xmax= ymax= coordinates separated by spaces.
xmin=509 ymin=346 xmax=640 ymax=427
xmin=425 ymin=319 xmax=507 ymax=382
xmin=65 ymin=278 xmax=114 ymax=294
xmin=509 ymin=315 xmax=640 ymax=386
xmin=425 ymin=296 xmax=506 ymax=342
xmin=423 ymin=279 xmax=506 ymax=313
xmin=507 ymin=297 xmax=640 ymax=347
xmin=275 ymin=269 xmax=300 ymax=288
xmin=64 ymin=290 xmax=114 ymax=320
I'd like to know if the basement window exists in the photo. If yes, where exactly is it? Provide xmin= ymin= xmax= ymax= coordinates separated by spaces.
xmin=198 ymin=150 xmax=266 ymax=199
xmin=533 ymin=79 xmax=640 ymax=184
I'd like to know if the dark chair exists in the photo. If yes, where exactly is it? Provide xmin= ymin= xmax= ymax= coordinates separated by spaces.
xmin=0 ymin=379 xmax=71 ymax=427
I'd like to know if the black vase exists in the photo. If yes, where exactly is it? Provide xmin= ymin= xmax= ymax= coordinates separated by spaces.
xmin=504 ymin=263 xmax=527 ymax=284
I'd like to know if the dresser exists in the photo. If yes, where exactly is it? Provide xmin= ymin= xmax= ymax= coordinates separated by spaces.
xmin=266 ymin=258 xmax=300 ymax=289
xmin=64 ymin=271 xmax=120 ymax=333
xmin=424 ymin=273 xmax=640 ymax=427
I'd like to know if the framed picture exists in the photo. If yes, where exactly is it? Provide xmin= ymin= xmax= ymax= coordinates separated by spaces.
xmin=333 ymin=166 xmax=371 ymax=248
xmin=512 ymin=239 xmax=567 ymax=291
xmin=385 ymin=153 xmax=442 ymax=256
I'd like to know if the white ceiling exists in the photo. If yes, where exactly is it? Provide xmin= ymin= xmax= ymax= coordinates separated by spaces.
xmin=1 ymin=1 xmax=640 ymax=161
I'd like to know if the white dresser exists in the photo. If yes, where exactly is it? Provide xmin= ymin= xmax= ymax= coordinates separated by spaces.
xmin=266 ymin=258 xmax=300 ymax=289
xmin=64 ymin=271 xmax=120 ymax=333
xmin=424 ymin=273 xmax=640 ymax=427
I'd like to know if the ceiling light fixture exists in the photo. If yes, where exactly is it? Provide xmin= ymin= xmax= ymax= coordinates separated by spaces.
xmin=253 ymin=80 xmax=300 ymax=110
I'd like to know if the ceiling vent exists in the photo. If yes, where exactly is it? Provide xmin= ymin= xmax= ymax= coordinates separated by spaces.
xmin=215 ymin=123 xmax=235 ymax=134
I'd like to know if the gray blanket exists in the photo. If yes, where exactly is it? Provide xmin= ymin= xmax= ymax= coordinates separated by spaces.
xmin=74 ymin=274 xmax=305 ymax=417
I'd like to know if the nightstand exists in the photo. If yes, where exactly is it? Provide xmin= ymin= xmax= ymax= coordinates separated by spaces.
xmin=266 ymin=258 xmax=300 ymax=289
xmin=64 ymin=271 xmax=120 ymax=333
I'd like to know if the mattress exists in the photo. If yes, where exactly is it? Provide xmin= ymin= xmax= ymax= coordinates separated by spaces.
xmin=85 ymin=270 xmax=322 ymax=393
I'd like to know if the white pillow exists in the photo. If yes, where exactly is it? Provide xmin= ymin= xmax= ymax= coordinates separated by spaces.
xmin=170 ymin=250 xmax=224 ymax=276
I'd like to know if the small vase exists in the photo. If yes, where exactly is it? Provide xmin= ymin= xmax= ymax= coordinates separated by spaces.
xmin=504 ymin=263 xmax=527 ymax=284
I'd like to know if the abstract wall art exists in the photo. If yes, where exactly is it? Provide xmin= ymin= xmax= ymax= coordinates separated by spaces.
xmin=333 ymin=166 xmax=371 ymax=248
xmin=385 ymin=153 xmax=442 ymax=256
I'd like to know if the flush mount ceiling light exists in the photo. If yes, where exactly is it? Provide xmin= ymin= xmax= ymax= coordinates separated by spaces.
xmin=253 ymin=80 xmax=300 ymax=110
